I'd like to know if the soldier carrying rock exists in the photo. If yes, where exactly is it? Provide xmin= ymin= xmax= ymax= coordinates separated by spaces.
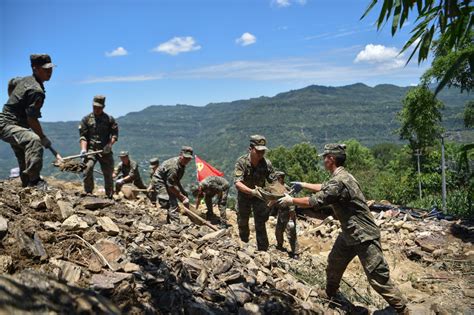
xmin=234 ymin=135 xmax=276 ymax=251
xmin=278 ymin=143 xmax=408 ymax=314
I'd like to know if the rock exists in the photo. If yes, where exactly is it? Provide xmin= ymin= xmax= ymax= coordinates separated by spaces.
xmin=242 ymin=302 xmax=261 ymax=315
xmin=462 ymin=287 xmax=474 ymax=298
xmin=402 ymin=222 xmax=416 ymax=232
xmin=0 ymin=216 xmax=8 ymax=238
xmin=399 ymin=282 xmax=430 ymax=303
xmin=93 ymin=239 xmax=123 ymax=264
xmin=43 ymin=221 xmax=61 ymax=231
xmin=0 ymin=255 xmax=13 ymax=273
xmin=15 ymin=229 xmax=47 ymax=259
xmin=61 ymin=215 xmax=89 ymax=230
xmin=55 ymin=259 xmax=82 ymax=284
xmin=81 ymin=197 xmax=114 ymax=210
xmin=123 ymin=262 xmax=140 ymax=273
xmin=90 ymin=271 xmax=132 ymax=290
xmin=199 ymin=229 xmax=227 ymax=242
xmin=393 ymin=221 xmax=404 ymax=229
xmin=228 ymin=283 xmax=253 ymax=305
xmin=57 ymin=200 xmax=74 ymax=220
xmin=97 ymin=216 xmax=120 ymax=236
xmin=135 ymin=222 xmax=154 ymax=232
xmin=415 ymin=239 xmax=436 ymax=253
xmin=44 ymin=195 xmax=55 ymax=210
xmin=30 ymin=199 xmax=46 ymax=210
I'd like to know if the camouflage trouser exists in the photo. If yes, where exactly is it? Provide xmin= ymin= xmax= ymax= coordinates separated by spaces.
xmin=83 ymin=151 xmax=114 ymax=197
xmin=326 ymin=236 xmax=407 ymax=312
xmin=204 ymin=188 xmax=228 ymax=223
xmin=156 ymin=184 xmax=180 ymax=224
xmin=0 ymin=124 xmax=43 ymax=185
xmin=275 ymin=207 xmax=298 ymax=254
xmin=237 ymin=193 xmax=270 ymax=251
xmin=115 ymin=177 xmax=147 ymax=193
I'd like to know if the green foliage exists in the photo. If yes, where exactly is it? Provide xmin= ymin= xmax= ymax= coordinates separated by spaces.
xmin=362 ymin=0 xmax=474 ymax=94
xmin=398 ymin=86 xmax=445 ymax=152
xmin=464 ymin=100 xmax=474 ymax=128
xmin=267 ymin=143 xmax=328 ymax=184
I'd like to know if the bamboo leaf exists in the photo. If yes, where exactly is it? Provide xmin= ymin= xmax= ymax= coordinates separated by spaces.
xmin=434 ymin=50 xmax=472 ymax=95
xmin=361 ymin=0 xmax=378 ymax=20
xmin=392 ymin=0 xmax=402 ymax=35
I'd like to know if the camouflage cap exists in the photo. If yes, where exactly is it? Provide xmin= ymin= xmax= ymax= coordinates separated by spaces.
xmin=118 ymin=151 xmax=129 ymax=157
xmin=93 ymin=95 xmax=106 ymax=107
xmin=149 ymin=158 xmax=159 ymax=166
xmin=319 ymin=143 xmax=347 ymax=157
xmin=180 ymin=146 xmax=194 ymax=158
xmin=250 ymin=135 xmax=268 ymax=151
xmin=274 ymin=171 xmax=286 ymax=178
xmin=30 ymin=54 xmax=55 ymax=69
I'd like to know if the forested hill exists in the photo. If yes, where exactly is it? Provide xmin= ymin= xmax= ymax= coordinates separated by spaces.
xmin=0 ymin=83 xmax=471 ymax=179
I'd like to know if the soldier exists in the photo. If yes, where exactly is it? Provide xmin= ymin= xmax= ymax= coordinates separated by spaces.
xmin=113 ymin=151 xmax=146 ymax=194
xmin=193 ymin=176 xmax=230 ymax=228
xmin=272 ymin=171 xmax=299 ymax=259
xmin=234 ymin=135 xmax=275 ymax=251
xmin=278 ymin=144 xmax=407 ymax=314
xmin=152 ymin=146 xmax=193 ymax=223
xmin=0 ymin=54 xmax=61 ymax=189
xmin=79 ymin=95 xmax=118 ymax=198
xmin=146 ymin=157 xmax=160 ymax=203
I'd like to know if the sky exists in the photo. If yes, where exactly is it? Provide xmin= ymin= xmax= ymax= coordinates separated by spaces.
xmin=0 ymin=0 xmax=431 ymax=122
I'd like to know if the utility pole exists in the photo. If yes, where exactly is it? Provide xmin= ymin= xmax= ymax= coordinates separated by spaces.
xmin=415 ymin=149 xmax=422 ymax=200
xmin=441 ymin=135 xmax=447 ymax=213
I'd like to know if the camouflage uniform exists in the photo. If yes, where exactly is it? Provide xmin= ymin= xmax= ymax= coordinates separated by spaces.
xmin=199 ymin=176 xmax=230 ymax=223
xmin=0 ymin=73 xmax=46 ymax=186
xmin=114 ymin=158 xmax=146 ymax=193
xmin=152 ymin=156 xmax=188 ymax=223
xmin=79 ymin=97 xmax=118 ymax=197
xmin=273 ymin=202 xmax=298 ymax=254
xmin=147 ymin=158 xmax=160 ymax=203
xmin=234 ymin=152 xmax=275 ymax=251
xmin=309 ymin=163 xmax=406 ymax=312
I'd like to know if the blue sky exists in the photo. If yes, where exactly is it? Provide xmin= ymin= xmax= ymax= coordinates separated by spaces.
xmin=1 ymin=0 xmax=430 ymax=122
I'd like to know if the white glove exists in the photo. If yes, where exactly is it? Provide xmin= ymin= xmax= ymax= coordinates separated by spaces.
xmin=250 ymin=188 xmax=262 ymax=199
xmin=80 ymin=149 xmax=87 ymax=157
xmin=115 ymin=179 xmax=124 ymax=185
xmin=40 ymin=136 xmax=52 ymax=148
xmin=278 ymin=193 xmax=294 ymax=206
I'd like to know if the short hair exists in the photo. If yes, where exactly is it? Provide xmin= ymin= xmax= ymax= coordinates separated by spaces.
xmin=334 ymin=154 xmax=346 ymax=167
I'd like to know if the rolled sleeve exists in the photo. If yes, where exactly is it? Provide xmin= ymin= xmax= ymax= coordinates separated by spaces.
xmin=309 ymin=179 xmax=343 ymax=208
xmin=109 ymin=116 xmax=119 ymax=141
xmin=79 ymin=118 xmax=89 ymax=142
xmin=233 ymin=160 xmax=245 ymax=183
xmin=25 ymin=90 xmax=44 ymax=119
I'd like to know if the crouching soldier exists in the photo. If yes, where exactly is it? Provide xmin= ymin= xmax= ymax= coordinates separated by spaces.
xmin=147 ymin=157 xmax=160 ymax=203
xmin=193 ymin=176 xmax=230 ymax=229
xmin=113 ymin=151 xmax=146 ymax=194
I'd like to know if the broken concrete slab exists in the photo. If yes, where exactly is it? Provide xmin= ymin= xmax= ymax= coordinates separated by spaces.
xmin=97 ymin=216 xmax=120 ymax=236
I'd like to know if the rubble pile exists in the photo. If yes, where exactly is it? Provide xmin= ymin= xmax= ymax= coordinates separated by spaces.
xmin=0 ymin=179 xmax=472 ymax=314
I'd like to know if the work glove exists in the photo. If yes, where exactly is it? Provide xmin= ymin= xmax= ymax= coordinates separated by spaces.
xmin=80 ymin=149 xmax=87 ymax=157
xmin=115 ymin=179 xmax=124 ymax=185
xmin=103 ymin=144 xmax=112 ymax=154
xmin=40 ymin=136 xmax=52 ymax=148
xmin=290 ymin=182 xmax=303 ymax=193
xmin=182 ymin=197 xmax=190 ymax=209
xmin=250 ymin=187 xmax=263 ymax=199
xmin=278 ymin=193 xmax=293 ymax=206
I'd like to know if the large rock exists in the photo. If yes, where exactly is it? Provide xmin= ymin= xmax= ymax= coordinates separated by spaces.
xmin=90 ymin=271 xmax=132 ymax=290
xmin=97 ymin=216 xmax=120 ymax=236
xmin=0 ymin=255 xmax=13 ymax=273
xmin=57 ymin=200 xmax=74 ymax=220
xmin=61 ymin=215 xmax=89 ymax=230
xmin=51 ymin=259 xmax=82 ymax=284
xmin=228 ymin=283 xmax=253 ymax=305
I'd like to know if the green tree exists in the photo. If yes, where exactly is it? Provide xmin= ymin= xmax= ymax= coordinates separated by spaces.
xmin=362 ymin=0 xmax=473 ymax=94
xmin=398 ymin=85 xmax=445 ymax=152
xmin=464 ymin=100 xmax=474 ymax=128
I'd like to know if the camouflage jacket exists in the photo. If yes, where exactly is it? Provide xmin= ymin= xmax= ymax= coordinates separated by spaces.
xmin=234 ymin=154 xmax=275 ymax=198
xmin=114 ymin=159 xmax=142 ymax=183
xmin=200 ymin=176 xmax=230 ymax=196
xmin=0 ymin=76 xmax=45 ymax=128
xmin=309 ymin=167 xmax=380 ymax=245
xmin=152 ymin=157 xmax=186 ymax=193
xmin=79 ymin=112 xmax=118 ymax=150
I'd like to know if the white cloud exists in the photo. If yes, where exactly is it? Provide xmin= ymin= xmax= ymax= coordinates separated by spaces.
xmin=105 ymin=47 xmax=128 ymax=57
xmin=354 ymin=44 xmax=406 ymax=70
xmin=80 ymin=74 xmax=163 ymax=84
xmin=152 ymin=36 xmax=201 ymax=56
xmin=236 ymin=32 xmax=257 ymax=46
xmin=273 ymin=0 xmax=306 ymax=7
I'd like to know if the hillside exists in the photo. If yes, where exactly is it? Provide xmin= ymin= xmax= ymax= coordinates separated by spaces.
xmin=0 ymin=83 xmax=471 ymax=181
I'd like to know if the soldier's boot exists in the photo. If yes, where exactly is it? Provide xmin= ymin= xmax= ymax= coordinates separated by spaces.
xmin=28 ymin=177 xmax=48 ymax=191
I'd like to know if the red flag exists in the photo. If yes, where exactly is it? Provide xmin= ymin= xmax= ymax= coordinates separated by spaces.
xmin=195 ymin=155 xmax=224 ymax=182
